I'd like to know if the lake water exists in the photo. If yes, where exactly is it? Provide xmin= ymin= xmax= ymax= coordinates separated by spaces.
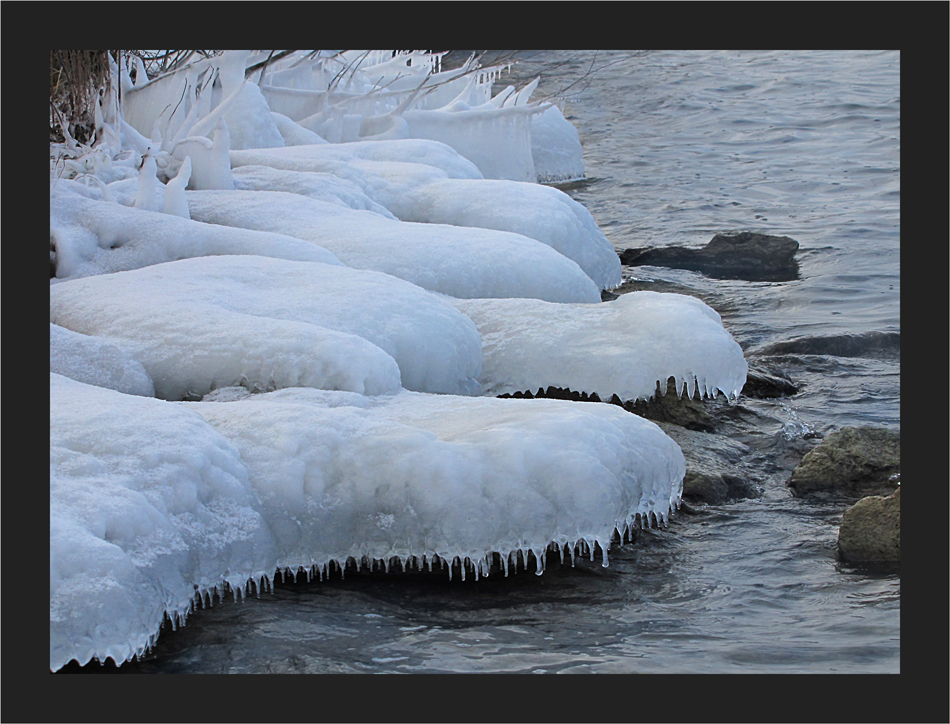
xmin=63 ymin=50 xmax=899 ymax=676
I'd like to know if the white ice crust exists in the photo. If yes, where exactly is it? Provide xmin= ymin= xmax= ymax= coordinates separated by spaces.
xmin=391 ymin=178 xmax=622 ymax=290
xmin=50 ymin=375 xmax=684 ymax=670
xmin=49 ymin=255 xmax=481 ymax=399
xmin=185 ymin=189 xmax=601 ymax=302
xmin=453 ymin=292 xmax=749 ymax=402
xmin=50 ymin=323 xmax=156 ymax=397
xmin=50 ymin=182 xmax=342 ymax=280
xmin=50 ymin=374 xmax=278 ymax=672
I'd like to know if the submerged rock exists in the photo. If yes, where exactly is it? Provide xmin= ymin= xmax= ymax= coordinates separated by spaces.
xmin=619 ymin=231 xmax=800 ymax=282
xmin=788 ymin=426 xmax=900 ymax=498
xmin=657 ymin=423 xmax=759 ymax=504
xmin=741 ymin=360 xmax=799 ymax=399
xmin=838 ymin=487 xmax=900 ymax=563
xmin=756 ymin=331 xmax=900 ymax=360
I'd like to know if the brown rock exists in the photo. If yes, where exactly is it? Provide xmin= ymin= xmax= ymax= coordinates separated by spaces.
xmin=788 ymin=426 xmax=899 ymax=498
xmin=838 ymin=487 xmax=900 ymax=563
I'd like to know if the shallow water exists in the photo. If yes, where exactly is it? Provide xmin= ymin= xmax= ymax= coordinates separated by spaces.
xmin=63 ymin=50 xmax=899 ymax=675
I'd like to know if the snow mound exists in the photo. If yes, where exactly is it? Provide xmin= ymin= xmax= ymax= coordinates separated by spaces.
xmin=51 ymin=373 xmax=684 ymax=669
xmin=452 ymin=291 xmax=749 ymax=402
xmin=531 ymin=104 xmax=587 ymax=184
xmin=232 ymin=165 xmax=396 ymax=218
xmin=391 ymin=178 xmax=621 ymax=290
xmin=50 ymin=373 xmax=278 ymax=672
xmin=185 ymin=189 xmax=601 ymax=303
xmin=191 ymin=388 xmax=685 ymax=579
xmin=231 ymin=138 xmax=483 ymax=181
xmin=50 ymin=182 xmax=342 ymax=280
xmin=50 ymin=323 xmax=155 ymax=397
xmin=49 ymin=255 xmax=481 ymax=398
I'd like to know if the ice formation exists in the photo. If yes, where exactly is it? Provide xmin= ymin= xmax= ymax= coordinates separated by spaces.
xmin=389 ymin=178 xmax=622 ymax=290
xmin=50 ymin=323 xmax=155 ymax=397
xmin=50 ymin=375 xmax=684 ymax=671
xmin=49 ymin=255 xmax=481 ymax=398
xmin=453 ymin=292 xmax=749 ymax=402
xmin=50 ymin=181 xmax=341 ymax=280
xmin=185 ymin=189 xmax=601 ymax=302
xmin=50 ymin=373 xmax=278 ymax=672
xmin=50 ymin=50 xmax=747 ymax=671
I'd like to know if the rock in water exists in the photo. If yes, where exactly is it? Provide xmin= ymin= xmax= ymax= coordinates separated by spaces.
xmin=788 ymin=426 xmax=900 ymax=498
xmin=838 ymin=487 xmax=900 ymax=563
xmin=619 ymin=231 xmax=800 ymax=282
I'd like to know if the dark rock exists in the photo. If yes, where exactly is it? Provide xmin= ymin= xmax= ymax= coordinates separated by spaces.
xmin=838 ymin=487 xmax=900 ymax=563
xmin=756 ymin=331 xmax=900 ymax=360
xmin=500 ymin=386 xmax=606 ymax=404
xmin=741 ymin=361 xmax=799 ymax=398
xmin=788 ymin=426 xmax=900 ymax=498
xmin=497 ymin=378 xmax=716 ymax=432
xmin=657 ymin=422 xmax=760 ymax=504
xmin=619 ymin=231 xmax=800 ymax=282
xmin=625 ymin=376 xmax=717 ymax=432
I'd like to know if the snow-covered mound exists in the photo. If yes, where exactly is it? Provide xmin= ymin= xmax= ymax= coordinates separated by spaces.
xmin=232 ymin=165 xmax=396 ymax=218
xmin=50 ymin=374 xmax=685 ymax=670
xmin=49 ymin=255 xmax=482 ymax=398
xmin=50 ymin=181 xmax=342 ymax=280
xmin=230 ymin=138 xmax=483 ymax=182
xmin=453 ymin=291 xmax=749 ymax=402
xmin=50 ymin=373 xmax=279 ymax=672
xmin=185 ymin=189 xmax=601 ymax=302
xmin=389 ymin=178 xmax=621 ymax=290
xmin=50 ymin=323 xmax=156 ymax=397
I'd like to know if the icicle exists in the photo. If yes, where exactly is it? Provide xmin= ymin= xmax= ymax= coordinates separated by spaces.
xmin=162 ymin=155 xmax=191 ymax=218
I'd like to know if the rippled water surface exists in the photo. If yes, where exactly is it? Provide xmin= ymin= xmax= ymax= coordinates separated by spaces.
xmin=68 ymin=50 xmax=899 ymax=676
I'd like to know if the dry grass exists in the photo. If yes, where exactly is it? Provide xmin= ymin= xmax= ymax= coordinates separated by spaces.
xmin=50 ymin=50 xmax=113 ymax=145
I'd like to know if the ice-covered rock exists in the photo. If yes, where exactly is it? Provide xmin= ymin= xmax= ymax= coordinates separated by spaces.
xmin=452 ymin=291 xmax=748 ymax=403
xmin=49 ymin=255 xmax=481 ymax=398
xmin=232 ymin=165 xmax=395 ymax=218
xmin=190 ymin=388 xmax=685 ymax=576
xmin=50 ymin=373 xmax=278 ymax=672
xmin=50 ymin=323 xmax=155 ymax=397
xmin=185 ymin=189 xmax=601 ymax=303
xmin=231 ymin=137 xmax=483 ymax=181
xmin=531 ymin=104 xmax=587 ymax=184
xmin=390 ymin=178 xmax=621 ymax=290
xmin=50 ymin=374 xmax=685 ymax=670
xmin=49 ymin=182 xmax=341 ymax=280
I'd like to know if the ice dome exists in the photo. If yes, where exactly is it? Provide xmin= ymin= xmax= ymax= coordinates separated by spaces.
xmin=49 ymin=255 xmax=481 ymax=399
xmin=453 ymin=291 xmax=748 ymax=402
xmin=185 ymin=189 xmax=601 ymax=302
xmin=50 ymin=375 xmax=684 ymax=671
